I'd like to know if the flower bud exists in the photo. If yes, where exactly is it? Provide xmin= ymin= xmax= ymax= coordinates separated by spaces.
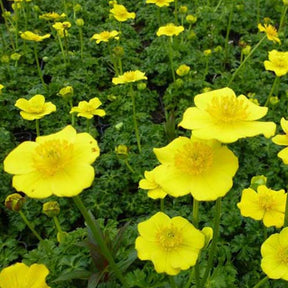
xmin=186 ymin=15 xmax=197 ymax=24
xmin=137 ymin=82 xmax=147 ymax=90
xmin=1 ymin=55 xmax=10 ymax=63
xmin=115 ymin=122 xmax=123 ymax=130
xmin=179 ymin=6 xmax=188 ymax=14
xmin=76 ymin=18 xmax=84 ymax=27
xmin=107 ymin=94 xmax=117 ymax=101
xmin=175 ymin=78 xmax=184 ymax=88
xmin=42 ymin=201 xmax=60 ymax=217
xmin=203 ymin=49 xmax=212 ymax=57
xmin=113 ymin=46 xmax=124 ymax=57
xmin=5 ymin=193 xmax=25 ymax=212
xmin=270 ymin=96 xmax=279 ymax=105
xmin=10 ymin=53 xmax=21 ymax=61
xmin=176 ymin=64 xmax=190 ymax=77
xmin=242 ymin=45 xmax=251 ymax=56
xmin=115 ymin=144 xmax=128 ymax=158
xmin=214 ymin=45 xmax=222 ymax=53
xmin=73 ymin=4 xmax=82 ymax=12
xmin=250 ymin=175 xmax=267 ymax=191
xmin=201 ymin=227 xmax=213 ymax=249
xmin=58 ymin=86 xmax=74 ymax=99
xmin=187 ymin=30 xmax=196 ymax=40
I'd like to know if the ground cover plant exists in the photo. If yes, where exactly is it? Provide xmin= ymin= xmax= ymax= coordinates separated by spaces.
xmin=1 ymin=0 xmax=288 ymax=287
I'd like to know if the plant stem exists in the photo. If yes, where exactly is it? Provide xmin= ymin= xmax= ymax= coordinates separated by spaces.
xmin=192 ymin=198 xmax=199 ymax=228
xmin=33 ymin=43 xmax=47 ymax=89
xmin=69 ymin=100 xmax=75 ymax=126
xmin=264 ymin=76 xmax=279 ymax=107
xmin=227 ymin=35 xmax=266 ymax=87
xmin=256 ymin=0 xmax=260 ymax=25
xmin=168 ymin=37 xmax=176 ymax=82
xmin=124 ymin=159 xmax=135 ymax=174
xmin=19 ymin=211 xmax=43 ymax=241
xmin=224 ymin=1 xmax=234 ymax=65
xmin=170 ymin=276 xmax=177 ymax=288
xmin=174 ymin=0 xmax=178 ymax=24
xmin=201 ymin=197 xmax=222 ymax=286
xmin=79 ymin=27 xmax=84 ymax=60
xmin=160 ymin=199 xmax=164 ymax=211
xmin=279 ymin=5 xmax=288 ymax=33
xmin=35 ymin=119 xmax=40 ymax=137
xmin=129 ymin=85 xmax=142 ymax=153
xmin=57 ymin=34 xmax=67 ymax=65
xmin=53 ymin=216 xmax=63 ymax=233
xmin=214 ymin=0 xmax=223 ymax=12
xmin=73 ymin=195 xmax=128 ymax=287
xmin=252 ymin=276 xmax=268 ymax=288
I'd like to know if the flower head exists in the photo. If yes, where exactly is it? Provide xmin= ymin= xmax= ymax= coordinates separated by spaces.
xmin=179 ymin=87 xmax=276 ymax=143
xmin=146 ymin=0 xmax=174 ymax=7
xmin=91 ymin=30 xmax=119 ymax=44
xmin=112 ymin=70 xmax=147 ymax=85
xmin=20 ymin=31 xmax=51 ymax=42
xmin=176 ymin=64 xmax=190 ymax=76
xmin=39 ymin=12 xmax=66 ymax=21
xmin=70 ymin=97 xmax=106 ymax=119
xmin=52 ymin=21 xmax=71 ymax=37
xmin=15 ymin=94 xmax=56 ymax=121
xmin=0 ymin=84 xmax=4 ymax=93
xmin=139 ymin=166 xmax=168 ymax=199
xmin=4 ymin=125 xmax=100 ymax=198
xmin=110 ymin=4 xmax=136 ymax=22
xmin=264 ymin=50 xmax=288 ymax=77
xmin=156 ymin=23 xmax=184 ymax=37
xmin=261 ymin=227 xmax=288 ymax=280
xmin=237 ymin=185 xmax=286 ymax=228
xmin=152 ymin=136 xmax=238 ymax=201
xmin=258 ymin=23 xmax=281 ymax=44
xmin=135 ymin=212 xmax=205 ymax=275
xmin=5 ymin=193 xmax=25 ymax=212
xmin=272 ymin=117 xmax=288 ymax=164
xmin=0 ymin=262 xmax=50 ymax=288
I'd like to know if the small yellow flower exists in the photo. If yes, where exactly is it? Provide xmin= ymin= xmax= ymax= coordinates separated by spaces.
xmin=110 ymin=4 xmax=136 ymax=22
xmin=264 ymin=50 xmax=288 ymax=77
xmin=146 ymin=0 xmax=174 ymax=8
xmin=112 ymin=70 xmax=147 ymax=85
xmin=135 ymin=212 xmax=205 ymax=275
xmin=139 ymin=167 xmax=168 ymax=199
xmin=52 ymin=21 xmax=71 ymax=37
xmin=76 ymin=18 xmax=84 ymax=27
xmin=0 ymin=84 xmax=4 ymax=93
xmin=156 ymin=23 xmax=184 ymax=37
xmin=272 ymin=117 xmax=288 ymax=164
xmin=70 ymin=97 xmax=106 ymax=119
xmin=91 ymin=30 xmax=119 ymax=44
xmin=176 ymin=64 xmax=190 ymax=76
xmin=15 ymin=94 xmax=56 ymax=121
xmin=0 ymin=262 xmax=50 ymax=288
xmin=237 ymin=185 xmax=286 ymax=228
xmin=20 ymin=31 xmax=51 ymax=42
xmin=258 ymin=23 xmax=281 ymax=44
xmin=261 ymin=227 xmax=288 ymax=280
xmin=4 ymin=125 xmax=100 ymax=198
xmin=39 ymin=12 xmax=66 ymax=21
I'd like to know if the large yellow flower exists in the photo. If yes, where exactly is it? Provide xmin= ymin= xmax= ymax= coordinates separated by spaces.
xmin=272 ymin=117 xmax=288 ymax=164
xmin=15 ymin=94 xmax=56 ymax=121
xmin=135 ymin=212 xmax=205 ymax=275
xmin=152 ymin=136 xmax=238 ymax=201
xmin=91 ymin=30 xmax=119 ymax=44
xmin=179 ymin=87 xmax=276 ymax=143
xmin=20 ymin=31 xmax=51 ymax=42
xmin=4 ymin=125 xmax=100 ymax=198
xmin=70 ymin=97 xmax=106 ymax=119
xmin=258 ymin=23 xmax=281 ymax=44
xmin=237 ymin=185 xmax=286 ymax=228
xmin=39 ymin=12 xmax=66 ymax=21
xmin=112 ymin=70 xmax=147 ymax=85
xmin=264 ymin=50 xmax=288 ymax=77
xmin=110 ymin=4 xmax=136 ymax=22
xmin=0 ymin=262 xmax=50 ymax=288
xmin=52 ymin=21 xmax=71 ymax=37
xmin=156 ymin=23 xmax=184 ymax=37
xmin=146 ymin=0 xmax=174 ymax=7
xmin=261 ymin=227 xmax=288 ymax=280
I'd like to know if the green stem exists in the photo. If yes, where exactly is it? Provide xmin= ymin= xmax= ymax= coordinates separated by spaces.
xmin=35 ymin=119 xmax=40 ymax=137
xmin=201 ymin=197 xmax=222 ymax=286
xmin=174 ymin=0 xmax=178 ymax=24
xmin=79 ymin=27 xmax=84 ymax=60
xmin=160 ymin=198 xmax=164 ymax=212
xmin=124 ymin=159 xmax=135 ymax=174
xmin=214 ymin=0 xmax=223 ymax=12
xmin=264 ymin=76 xmax=279 ymax=107
xmin=252 ymin=276 xmax=268 ymax=288
xmin=224 ymin=2 xmax=234 ymax=65
xmin=170 ymin=276 xmax=177 ymax=288
xmin=33 ymin=43 xmax=47 ymax=89
xmin=86 ymin=118 xmax=91 ymax=133
xmin=129 ymin=85 xmax=142 ymax=153
xmin=192 ymin=199 xmax=199 ymax=228
xmin=53 ymin=216 xmax=63 ymax=233
xmin=203 ymin=57 xmax=209 ymax=81
xmin=256 ymin=0 xmax=260 ymax=25
xmin=279 ymin=6 xmax=288 ymax=33
xmin=63 ymin=31 xmax=70 ymax=64
xmin=227 ymin=35 xmax=266 ymax=87
xmin=168 ymin=37 xmax=176 ymax=82
xmin=19 ymin=211 xmax=43 ymax=241
xmin=57 ymin=34 xmax=67 ymax=65
xmin=118 ymin=57 xmax=123 ymax=75
xmin=108 ymin=42 xmax=119 ymax=75
xmin=73 ymin=196 xmax=128 ymax=287
xmin=284 ymin=189 xmax=288 ymax=227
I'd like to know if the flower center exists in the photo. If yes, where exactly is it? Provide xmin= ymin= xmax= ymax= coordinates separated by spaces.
xmin=278 ymin=247 xmax=288 ymax=264
xmin=124 ymin=72 xmax=136 ymax=81
xmin=206 ymin=95 xmax=249 ymax=123
xmin=33 ymin=139 xmax=73 ymax=176
xmin=266 ymin=25 xmax=277 ymax=38
xmin=258 ymin=193 xmax=274 ymax=211
xmin=174 ymin=142 xmax=214 ymax=175
xmin=101 ymin=31 xmax=111 ymax=40
xmin=157 ymin=225 xmax=182 ymax=251
xmin=29 ymin=102 xmax=45 ymax=113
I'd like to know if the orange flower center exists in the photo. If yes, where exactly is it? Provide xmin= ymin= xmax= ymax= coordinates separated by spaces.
xmin=33 ymin=139 xmax=73 ymax=176
xmin=206 ymin=95 xmax=249 ymax=123
xmin=157 ymin=225 xmax=182 ymax=251
xmin=174 ymin=142 xmax=214 ymax=175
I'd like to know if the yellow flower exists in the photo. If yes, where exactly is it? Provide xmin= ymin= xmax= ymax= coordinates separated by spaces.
xmin=0 ymin=84 xmax=4 ymax=93
xmin=152 ymin=136 xmax=238 ymax=201
xmin=176 ymin=64 xmax=190 ymax=76
xmin=237 ymin=185 xmax=286 ymax=228
xmin=272 ymin=117 xmax=288 ymax=164
xmin=20 ymin=31 xmax=51 ymax=42
xmin=146 ymin=0 xmax=174 ymax=7
xmin=135 ymin=212 xmax=205 ymax=275
xmin=112 ymin=70 xmax=147 ymax=85
xmin=261 ymin=227 xmax=288 ymax=280
xmin=284 ymin=0 xmax=288 ymax=6
xmin=39 ymin=12 xmax=66 ymax=21
xmin=156 ymin=23 xmax=184 ymax=37
xmin=52 ymin=21 xmax=71 ymax=37
xmin=258 ymin=23 xmax=281 ymax=44
xmin=70 ymin=97 xmax=106 ymax=119
xmin=139 ymin=167 xmax=167 ymax=199
xmin=15 ymin=94 xmax=56 ymax=121
xmin=0 ymin=262 xmax=50 ymax=288
xmin=264 ymin=50 xmax=288 ymax=77
xmin=91 ymin=30 xmax=119 ymax=44
xmin=3 ymin=125 xmax=100 ymax=198
xmin=179 ymin=87 xmax=276 ymax=143
xmin=110 ymin=4 xmax=136 ymax=22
